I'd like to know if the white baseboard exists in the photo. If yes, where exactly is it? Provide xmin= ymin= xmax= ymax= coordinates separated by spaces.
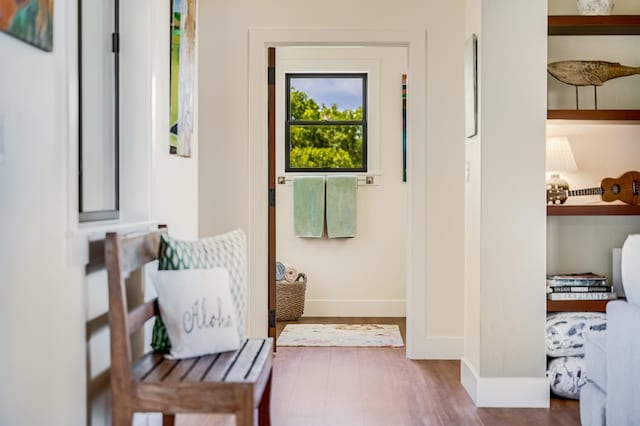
xmin=461 ymin=358 xmax=550 ymax=408
xmin=406 ymin=336 xmax=464 ymax=360
xmin=303 ymin=299 xmax=406 ymax=317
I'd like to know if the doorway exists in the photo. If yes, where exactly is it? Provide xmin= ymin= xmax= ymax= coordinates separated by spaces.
xmin=248 ymin=28 xmax=429 ymax=358
xmin=269 ymin=46 xmax=410 ymax=341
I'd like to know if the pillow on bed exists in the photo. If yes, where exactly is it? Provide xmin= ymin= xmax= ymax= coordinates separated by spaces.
xmin=151 ymin=268 xmax=240 ymax=359
xmin=545 ymin=312 xmax=607 ymax=357
xmin=547 ymin=356 xmax=587 ymax=400
xmin=151 ymin=229 xmax=247 ymax=352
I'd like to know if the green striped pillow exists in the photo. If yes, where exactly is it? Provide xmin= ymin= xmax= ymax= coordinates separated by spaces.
xmin=151 ymin=230 xmax=247 ymax=352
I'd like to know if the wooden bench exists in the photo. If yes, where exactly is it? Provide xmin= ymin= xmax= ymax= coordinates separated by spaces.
xmin=105 ymin=229 xmax=273 ymax=426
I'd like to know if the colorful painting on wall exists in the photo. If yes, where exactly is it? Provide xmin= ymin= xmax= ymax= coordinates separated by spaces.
xmin=0 ymin=0 xmax=54 ymax=51
xmin=402 ymin=74 xmax=407 ymax=182
xmin=170 ymin=0 xmax=196 ymax=157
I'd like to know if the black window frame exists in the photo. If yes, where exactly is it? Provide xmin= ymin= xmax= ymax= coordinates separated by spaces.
xmin=285 ymin=73 xmax=368 ymax=173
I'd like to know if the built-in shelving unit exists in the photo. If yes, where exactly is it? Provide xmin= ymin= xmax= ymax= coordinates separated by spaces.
xmin=547 ymin=16 xmax=639 ymax=315
xmin=547 ymin=15 xmax=640 ymax=122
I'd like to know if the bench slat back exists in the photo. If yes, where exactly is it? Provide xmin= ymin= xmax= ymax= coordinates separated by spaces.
xmin=105 ymin=229 xmax=166 ymax=394
xmin=119 ymin=231 xmax=165 ymax=276
xmin=128 ymin=299 xmax=160 ymax=336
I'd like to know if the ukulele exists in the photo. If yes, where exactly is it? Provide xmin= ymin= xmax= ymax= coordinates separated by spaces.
xmin=547 ymin=171 xmax=640 ymax=205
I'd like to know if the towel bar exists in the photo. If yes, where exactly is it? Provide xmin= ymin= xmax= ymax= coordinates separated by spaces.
xmin=277 ymin=175 xmax=374 ymax=185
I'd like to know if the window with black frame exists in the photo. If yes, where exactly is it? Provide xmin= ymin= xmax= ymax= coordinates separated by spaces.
xmin=285 ymin=73 xmax=367 ymax=172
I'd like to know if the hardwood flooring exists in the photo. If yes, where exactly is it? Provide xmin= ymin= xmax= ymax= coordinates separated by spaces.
xmin=176 ymin=317 xmax=580 ymax=426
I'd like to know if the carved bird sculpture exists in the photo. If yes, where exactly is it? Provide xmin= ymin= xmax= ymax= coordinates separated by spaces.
xmin=548 ymin=61 xmax=640 ymax=109
xmin=548 ymin=61 xmax=640 ymax=86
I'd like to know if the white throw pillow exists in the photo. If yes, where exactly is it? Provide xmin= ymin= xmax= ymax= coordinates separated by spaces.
xmin=545 ymin=312 xmax=607 ymax=357
xmin=547 ymin=356 xmax=587 ymax=400
xmin=151 ymin=268 xmax=241 ymax=359
xmin=622 ymin=234 xmax=640 ymax=305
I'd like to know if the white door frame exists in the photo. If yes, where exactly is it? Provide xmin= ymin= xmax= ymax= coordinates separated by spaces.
xmin=247 ymin=28 xmax=426 ymax=358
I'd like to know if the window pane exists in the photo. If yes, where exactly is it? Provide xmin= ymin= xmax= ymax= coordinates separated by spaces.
xmin=289 ymin=124 xmax=364 ymax=169
xmin=290 ymin=77 xmax=363 ymax=121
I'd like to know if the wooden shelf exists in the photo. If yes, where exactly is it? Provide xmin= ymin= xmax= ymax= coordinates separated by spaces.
xmin=549 ymin=15 xmax=640 ymax=35
xmin=547 ymin=109 xmax=640 ymax=121
xmin=547 ymin=17 xmax=640 ymax=121
xmin=547 ymin=204 xmax=640 ymax=215
xmin=547 ymin=299 xmax=613 ymax=312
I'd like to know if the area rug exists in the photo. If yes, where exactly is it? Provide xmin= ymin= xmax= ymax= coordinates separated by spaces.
xmin=276 ymin=324 xmax=404 ymax=347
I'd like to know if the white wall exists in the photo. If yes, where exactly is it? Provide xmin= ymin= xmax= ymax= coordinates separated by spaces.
xmin=275 ymin=46 xmax=408 ymax=317
xmin=85 ymin=2 xmax=200 ymax=425
xmin=463 ymin=0 xmax=549 ymax=407
xmin=464 ymin=0 xmax=483 ymax=381
xmin=0 ymin=0 xmax=197 ymax=424
xmin=0 ymin=0 xmax=86 ymax=424
xmin=151 ymin=0 xmax=199 ymax=239
xmin=199 ymin=0 xmax=466 ymax=359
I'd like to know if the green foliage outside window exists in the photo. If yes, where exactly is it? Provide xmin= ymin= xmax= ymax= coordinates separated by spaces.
xmin=288 ymin=88 xmax=364 ymax=170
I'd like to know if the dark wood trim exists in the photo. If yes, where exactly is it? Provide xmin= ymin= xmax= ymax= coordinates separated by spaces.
xmin=548 ymin=15 xmax=640 ymax=35
xmin=547 ymin=204 xmax=640 ymax=216
xmin=547 ymin=299 xmax=619 ymax=312
xmin=547 ymin=109 xmax=640 ymax=121
xmin=268 ymin=47 xmax=277 ymax=346
xmin=86 ymin=238 xmax=107 ymax=274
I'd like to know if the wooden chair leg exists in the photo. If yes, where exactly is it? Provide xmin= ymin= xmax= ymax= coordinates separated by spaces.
xmin=258 ymin=374 xmax=272 ymax=426
xmin=163 ymin=414 xmax=176 ymax=426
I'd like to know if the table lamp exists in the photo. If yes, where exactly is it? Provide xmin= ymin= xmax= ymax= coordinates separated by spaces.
xmin=546 ymin=136 xmax=578 ymax=204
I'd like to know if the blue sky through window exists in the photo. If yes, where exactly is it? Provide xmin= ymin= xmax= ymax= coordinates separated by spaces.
xmin=291 ymin=77 xmax=363 ymax=111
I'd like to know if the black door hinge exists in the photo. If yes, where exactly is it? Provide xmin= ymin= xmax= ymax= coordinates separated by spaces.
xmin=269 ymin=309 xmax=276 ymax=328
xmin=268 ymin=67 xmax=275 ymax=85
xmin=268 ymin=188 xmax=276 ymax=207
xmin=112 ymin=32 xmax=120 ymax=53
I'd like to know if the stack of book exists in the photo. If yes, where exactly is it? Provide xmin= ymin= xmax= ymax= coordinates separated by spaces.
xmin=547 ymin=273 xmax=618 ymax=301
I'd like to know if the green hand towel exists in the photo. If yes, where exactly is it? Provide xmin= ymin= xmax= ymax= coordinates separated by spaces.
xmin=326 ymin=176 xmax=357 ymax=238
xmin=293 ymin=176 xmax=325 ymax=238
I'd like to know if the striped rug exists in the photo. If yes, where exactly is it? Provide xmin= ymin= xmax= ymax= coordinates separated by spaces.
xmin=276 ymin=324 xmax=404 ymax=347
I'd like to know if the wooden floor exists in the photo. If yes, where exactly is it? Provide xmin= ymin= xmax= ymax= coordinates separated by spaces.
xmin=177 ymin=317 xmax=580 ymax=426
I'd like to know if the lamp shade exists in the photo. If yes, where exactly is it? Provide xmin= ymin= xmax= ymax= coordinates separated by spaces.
xmin=546 ymin=136 xmax=578 ymax=172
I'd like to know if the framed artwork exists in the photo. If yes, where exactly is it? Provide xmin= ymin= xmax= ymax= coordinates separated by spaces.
xmin=402 ymin=74 xmax=407 ymax=182
xmin=0 ymin=0 xmax=54 ymax=51
xmin=464 ymin=34 xmax=478 ymax=138
xmin=170 ymin=0 xmax=196 ymax=157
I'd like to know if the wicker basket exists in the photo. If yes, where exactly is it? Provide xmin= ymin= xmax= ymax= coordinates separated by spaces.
xmin=276 ymin=273 xmax=307 ymax=321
